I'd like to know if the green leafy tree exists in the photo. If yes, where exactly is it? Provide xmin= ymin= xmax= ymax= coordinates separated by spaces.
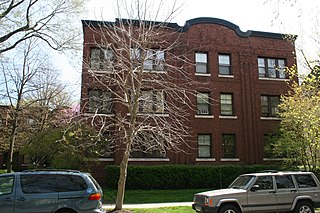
xmin=275 ymin=66 xmax=320 ymax=171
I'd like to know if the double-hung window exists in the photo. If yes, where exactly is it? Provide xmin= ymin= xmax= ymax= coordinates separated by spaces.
xmin=197 ymin=92 xmax=210 ymax=115
xmin=198 ymin=134 xmax=211 ymax=158
xmin=220 ymin=93 xmax=234 ymax=115
xmin=261 ymin=95 xmax=280 ymax=117
xmin=131 ymin=48 xmax=165 ymax=71
xmin=218 ymin=54 xmax=231 ymax=75
xmin=139 ymin=90 xmax=165 ymax=114
xmin=195 ymin=52 xmax=208 ymax=74
xmin=222 ymin=134 xmax=236 ymax=158
xmin=90 ymin=47 xmax=114 ymax=71
xmin=258 ymin=58 xmax=286 ymax=79
xmin=88 ymin=89 xmax=113 ymax=114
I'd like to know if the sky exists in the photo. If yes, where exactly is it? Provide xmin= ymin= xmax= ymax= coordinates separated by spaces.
xmin=60 ymin=0 xmax=320 ymax=101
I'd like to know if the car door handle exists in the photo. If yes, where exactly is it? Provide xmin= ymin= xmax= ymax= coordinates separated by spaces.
xmin=269 ymin=191 xmax=276 ymax=194
xmin=291 ymin=190 xmax=297 ymax=192
xmin=17 ymin=197 xmax=26 ymax=201
xmin=3 ymin=197 xmax=12 ymax=202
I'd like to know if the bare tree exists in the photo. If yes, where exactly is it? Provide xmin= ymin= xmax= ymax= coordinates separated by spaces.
xmin=0 ymin=0 xmax=84 ymax=55
xmin=80 ymin=0 xmax=210 ymax=210
xmin=0 ymin=39 xmax=72 ymax=172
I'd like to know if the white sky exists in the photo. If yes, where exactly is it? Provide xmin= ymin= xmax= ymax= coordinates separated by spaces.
xmin=59 ymin=0 xmax=320 ymax=101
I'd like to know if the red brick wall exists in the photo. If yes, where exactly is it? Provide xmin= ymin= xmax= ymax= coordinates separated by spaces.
xmin=80 ymin=19 xmax=296 ymax=166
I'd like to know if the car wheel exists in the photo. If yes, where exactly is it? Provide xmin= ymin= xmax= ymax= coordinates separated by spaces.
xmin=218 ymin=204 xmax=241 ymax=213
xmin=293 ymin=201 xmax=314 ymax=213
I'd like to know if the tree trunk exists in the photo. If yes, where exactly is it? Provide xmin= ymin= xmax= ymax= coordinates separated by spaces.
xmin=114 ymin=149 xmax=130 ymax=210
xmin=7 ymin=118 xmax=17 ymax=173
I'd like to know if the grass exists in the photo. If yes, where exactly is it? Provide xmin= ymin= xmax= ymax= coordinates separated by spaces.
xmin=103 ymin=188 xmax=208 ymax=204
xmin=105 ymin=206 xmax=195 ymax=213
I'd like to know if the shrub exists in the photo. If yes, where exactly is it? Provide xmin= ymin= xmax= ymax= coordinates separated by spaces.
xmin=105 ymin=164 xmax=281 ymax=190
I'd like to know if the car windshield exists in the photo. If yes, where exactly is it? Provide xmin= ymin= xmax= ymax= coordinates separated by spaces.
xmin=229 ymin=175 xmax=255 ymax=190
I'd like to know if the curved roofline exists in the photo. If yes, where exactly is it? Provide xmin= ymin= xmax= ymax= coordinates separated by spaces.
xmin=182 ymin=17 xmax=285 ymax=39
xmin=82 ymin=17 xmax=293 ymax=40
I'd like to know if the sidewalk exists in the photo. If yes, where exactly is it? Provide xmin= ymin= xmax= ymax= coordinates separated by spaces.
xmin=103 ymin=203 xmax=320 ymax=212
xmin=103 ymin=202 xmax=193 ymax=209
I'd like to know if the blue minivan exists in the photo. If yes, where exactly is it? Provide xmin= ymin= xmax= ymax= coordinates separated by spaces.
xmin=0 ymin=170 xmax=105 ymax=213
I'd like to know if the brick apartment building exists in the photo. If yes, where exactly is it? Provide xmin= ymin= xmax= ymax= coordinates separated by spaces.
xmin=80 ymin=17 xmax=296 ymax=166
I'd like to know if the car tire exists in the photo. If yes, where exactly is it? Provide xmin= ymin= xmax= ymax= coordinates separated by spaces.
xmin=218 ymin=204 xmax=241 ymax=213
xmin=293 ymin=201 xmax=314 ymax=213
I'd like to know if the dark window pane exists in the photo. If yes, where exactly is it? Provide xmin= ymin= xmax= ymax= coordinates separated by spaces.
xmin=21 ymin=175 xmax=57 ymax=194
xmin=222 ymin=134 xmax=236 ymax=158
xmin=56 ymin=175 xmax=87 ymax=192
xmin=276 ymin=175 xmax=295 ymax=189
xmin=254 ymin=176 xmax=273 ymax=190
xmin=295 ymin=175 xmax=317 ymax=188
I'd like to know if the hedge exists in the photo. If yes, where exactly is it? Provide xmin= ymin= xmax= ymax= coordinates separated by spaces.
xmin=105 ymin=164 xmax=281 ymax=190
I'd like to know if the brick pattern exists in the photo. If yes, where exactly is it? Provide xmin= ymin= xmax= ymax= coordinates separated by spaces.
xmin=80 ymin=18 xmax=296 ymax=166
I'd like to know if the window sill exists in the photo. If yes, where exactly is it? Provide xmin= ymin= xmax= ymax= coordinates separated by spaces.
xmin=196 ymin=158 xmax=216 ymax=162
xmin=218 ymin=74 xmax=234 ymax=78
xmin=195 ymin=73 xmax=211 ymax=77
xmin=219 ymin=115 xmax=238 ymax=119
xmin=259 ymin=77 xmax=289 ymax=81
xmin=127 ymin=113 xmax=169 ymax=117
xmin=221 ymin=158 xmax=240 ymax=162
xmin=195 ymin=115 xmax=214 ymax=119
xmin=129 ymin=158 xmax=170 ymax=162
xmin=89 ymin=69 xmax=114 ymax=74
xmin=260 ymin=117 xmax=281 ymax=121
xmin=84 ymin=112 xmax=115 ymax=117
xmin=97 ymin=158 xmax=115 ymax=162
xmin=143 ymin=70 xmax=166 ymax=74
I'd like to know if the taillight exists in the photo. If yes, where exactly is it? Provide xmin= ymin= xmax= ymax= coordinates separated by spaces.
xmin=88 ymin=193 xmax=101 ymax=200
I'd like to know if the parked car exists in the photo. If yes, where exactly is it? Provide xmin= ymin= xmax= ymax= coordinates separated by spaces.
xmin=192 ymin=171 xmax=320 ymax=213
xmin=0 ymin=170 xmax=105 ymax=213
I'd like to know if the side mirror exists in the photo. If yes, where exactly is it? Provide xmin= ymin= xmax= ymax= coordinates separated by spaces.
xmin=251 ymin=185 xmax=260 ymax=192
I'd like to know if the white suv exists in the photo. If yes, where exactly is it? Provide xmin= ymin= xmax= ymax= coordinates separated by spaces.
xmin=192 ymin=171 xmax=320 ymax=213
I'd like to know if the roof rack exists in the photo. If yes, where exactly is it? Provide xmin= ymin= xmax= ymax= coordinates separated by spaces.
xmin=22 ymin=169 xmax=81 ymax=173
xmin=259 ymin=170 xmax=278 ymax=173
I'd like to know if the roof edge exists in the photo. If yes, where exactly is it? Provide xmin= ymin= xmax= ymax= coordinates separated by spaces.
xmin=82 ymin=17 xmax=295 ymax=40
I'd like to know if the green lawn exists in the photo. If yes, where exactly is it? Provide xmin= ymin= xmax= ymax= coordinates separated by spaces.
xmin=106 ymin=206 xmax=195 ymax=213
xmin=103 ymin=188 xmax=208 ymax=204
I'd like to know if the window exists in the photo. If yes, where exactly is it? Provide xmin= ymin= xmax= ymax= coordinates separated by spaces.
xmin=139 ymin=90 xmax=165 ymax=114
xmin=197 ymin=92 xmax=210 ymax=115
xmin=220 ymin=93 xmax=233 ymax=115
xmin=56 ymin=175 xmax=87 ymax=192
xmin=294 ymin=175 xmax=317 ymax=188
xmin=254 ymin=176 xmax=274 ymax=190
xmin=219 ymin=54 xmax=231 ymax=75
xmin=261 ymin=95 xmax=280 ymax=117
xmin=88 ymin=89 xmax=112 ymax=114
xmin=131 ymin=48 xmax=164 ymax=71
xmin=90 ymin=47 xmax=114 ymax=71
xmin=131 ymin=132 xmax=166 ymax=158
xmin=21 ymin=174 xmax=57 ymax=194
xmin=222 ymin=134 xmax=236 ymax=158
xmin=258 ymin=58 xmax=286 ymax=79
xmin=0 ymin=175 xmax=14 ymax=195
xmin=195 ymin=52 xmax=208 ymax=73
xmin=198 ymin=134 xmax=211 ymax=158
xmin=276 ymin=175 xmax=295 ymax=189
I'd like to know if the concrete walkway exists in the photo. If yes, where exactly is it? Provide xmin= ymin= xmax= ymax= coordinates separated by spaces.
xmin=103 ymin=202 xmax=193 ymax=209
xmin=103 ymin=203 xmax=320 ymax=212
